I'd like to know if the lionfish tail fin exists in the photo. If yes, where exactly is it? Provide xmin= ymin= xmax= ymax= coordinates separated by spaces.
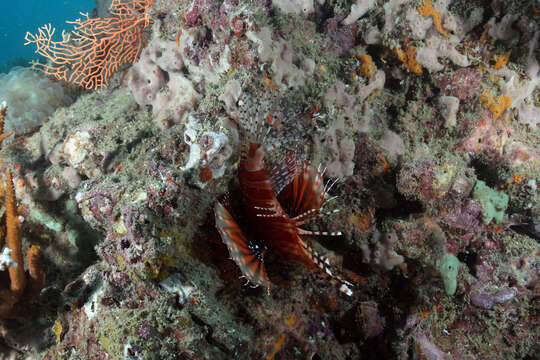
xmin=298 ymin=237 xmax=354 ymax=296
xmin=214 ymin=201 xmax=271 ymax=292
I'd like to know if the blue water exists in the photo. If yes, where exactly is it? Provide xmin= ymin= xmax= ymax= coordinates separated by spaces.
xmin=0 ymin=0 xmax=96 ymax=71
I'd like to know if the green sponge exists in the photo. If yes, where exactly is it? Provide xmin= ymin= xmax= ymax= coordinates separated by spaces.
xmin=440 ymin=253 xmax=459 ymax=296
xmin=472 ymin=180 xmax=508 ymax=224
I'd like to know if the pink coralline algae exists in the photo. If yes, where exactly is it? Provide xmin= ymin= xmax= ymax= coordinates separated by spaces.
xmin=3 ymin=0 xmax=539 ymax=358
xmin=413 ymin=332 xmax=453 ymax=360
xmin=456 ymin=114 xmax=511 ymax=160
xmin=355 ymin=301 xmax=385 ymax=340
xmin=325 ymin=16 xmax=357 ymax=56
xmin=184 ymin=7 xmax=201 ymax=27
xmin=443 ymin=200 xmax=483 ymax=231
xmin=435 ymin=68 xmax=482 ymax=101
xmin=397 ymin=158 xmax=436 ymax=202
xmin=137 ymin=323 xmax=158 ymax=340
xmin=470 ymin=287 xmax=516 ymax=309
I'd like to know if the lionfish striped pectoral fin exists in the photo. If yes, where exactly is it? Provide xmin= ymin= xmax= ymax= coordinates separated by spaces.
xmin=297 ymin=237 xmax=354 ymax=296
xmin=214 ymin=201 xmax=271 ymax=292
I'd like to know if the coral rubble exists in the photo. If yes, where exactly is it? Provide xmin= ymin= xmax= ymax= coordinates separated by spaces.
xmin=0 ymin=0 xmax=538 ymax=358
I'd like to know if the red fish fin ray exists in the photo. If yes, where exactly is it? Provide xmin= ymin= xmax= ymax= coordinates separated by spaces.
xmin=297 ymin=236 xmax=354 ymax=296
xmin=300 ymin=165 xmax=325 ymax=213
xmin=270 ymin=152 xmax=298 ymax=195
xmin=294 ymin=208 xmax=340 ymax=227
xmin=295 ymin=167 xmax=311 ymax=213
xmin=214 ymin=202 xmax=271 ymax=291
xmin=279 ymin=163 xmax=327 ymax=217
xmin=263 ymin=227 xmax=309 ymax=263
xmin=297 ymin=228 xmax=342 ymax=236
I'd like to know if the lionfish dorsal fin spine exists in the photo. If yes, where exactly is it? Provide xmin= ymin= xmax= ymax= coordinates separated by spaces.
xmin=279 ymin=162 xmax=327 ymax=218
xmin=296 ymin=168 xmax=313 ymax=213
xmin=270 ymin=152 xmax=298 ymax=195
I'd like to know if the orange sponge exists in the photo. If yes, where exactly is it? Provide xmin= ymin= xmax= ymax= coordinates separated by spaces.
xmin=480 ymin=90 xmax=512 ymax=119
xmin=418 ymin=0 xmax=449 ymax=38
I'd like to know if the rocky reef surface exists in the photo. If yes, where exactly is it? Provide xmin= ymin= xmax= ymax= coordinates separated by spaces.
xmin=0 ymin=0 xmax=538 ymax=359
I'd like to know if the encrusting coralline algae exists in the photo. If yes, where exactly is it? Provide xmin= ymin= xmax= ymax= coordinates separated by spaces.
xmin=0 ymin=0 xmax=538 ymax=358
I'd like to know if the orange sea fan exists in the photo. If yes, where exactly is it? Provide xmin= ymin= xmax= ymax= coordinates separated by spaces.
xmin=24 ymin=0 xmax=154 ymax=90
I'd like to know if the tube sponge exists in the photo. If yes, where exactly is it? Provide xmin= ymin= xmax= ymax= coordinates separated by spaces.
xmin=440 ymin=253 xmax=459 ymax=296
xmin=0 ymin=67 xmax=73 ymax=134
